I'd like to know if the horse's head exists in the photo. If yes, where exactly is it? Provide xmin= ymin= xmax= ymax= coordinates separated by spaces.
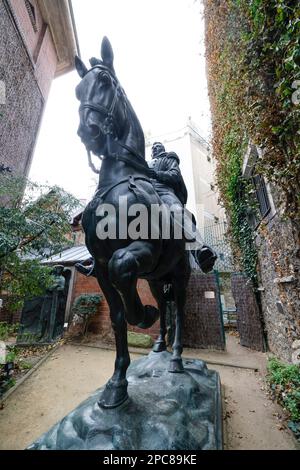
xmin=75 ymin=37 xmax=128 ymax=157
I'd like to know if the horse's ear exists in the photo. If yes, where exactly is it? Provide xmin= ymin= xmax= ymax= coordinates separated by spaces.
xmin=101 ymin=37 xmax=114 ymax=69
xmin=75 ymin=55 xmax=88 ymax=78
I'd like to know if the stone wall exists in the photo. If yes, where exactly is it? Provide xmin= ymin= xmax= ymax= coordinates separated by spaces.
xmin=255 ymin=192 xmax=300 ymax=361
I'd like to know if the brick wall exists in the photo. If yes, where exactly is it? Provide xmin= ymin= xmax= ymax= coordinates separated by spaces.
xmin=0 ymin=0 xmax=57 ymax=177
xmin=71 ymin=271 xmax=226 ymax=348
xmin=34 ymin=25 xmax=57 ymax=100
xmin=231 ymin=273 xmax=266 ymax=352
xmin=71 ymin=271 xmax=160 ymax=340
xmin=183 ymin=272 xmax=225 ymax=350
xmin=8 ymin=0 xmax=45 ymax=60
xmin=7 ymin=0 xmax=57 ymax=100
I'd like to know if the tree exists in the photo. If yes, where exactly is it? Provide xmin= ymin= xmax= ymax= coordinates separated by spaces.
xmin=0 ymin=170 xmax=80 ymax=311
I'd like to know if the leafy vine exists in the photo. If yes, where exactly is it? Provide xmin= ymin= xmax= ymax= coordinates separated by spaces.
xmin=204 ymin=0 xmax=300 ymax=283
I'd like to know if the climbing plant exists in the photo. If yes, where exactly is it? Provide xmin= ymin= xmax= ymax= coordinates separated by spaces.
xmin=204 ymin=0 xmax=300 ymax=283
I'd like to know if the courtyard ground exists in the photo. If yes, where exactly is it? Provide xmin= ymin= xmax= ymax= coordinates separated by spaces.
xmin=0 ymin=335 xmax=298 ymax=450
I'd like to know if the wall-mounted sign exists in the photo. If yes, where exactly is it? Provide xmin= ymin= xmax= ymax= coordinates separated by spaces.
xmin=205 ymin=291 xmax=215 ymax=299
xmin=0 ymin=341 xmax=6 ymax=365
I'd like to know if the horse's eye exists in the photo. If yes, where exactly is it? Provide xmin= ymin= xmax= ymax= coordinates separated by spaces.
xmin=98 ymin=71 xmax=111 ymax=86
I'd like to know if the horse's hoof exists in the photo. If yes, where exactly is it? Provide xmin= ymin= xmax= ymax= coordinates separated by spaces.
xmin=153 ymin=340 xmax=167 ymax=353
xmin=168 ymin=358 xmax=184 ymax=374
xmin=98 ymin=379 xmax=129 ymax=409
xmin=137 ymin=305 xmax=159 ymax=329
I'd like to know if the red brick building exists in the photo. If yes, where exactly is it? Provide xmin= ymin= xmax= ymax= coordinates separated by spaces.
xmin=0 ymin=0 xmax=79 ymax=175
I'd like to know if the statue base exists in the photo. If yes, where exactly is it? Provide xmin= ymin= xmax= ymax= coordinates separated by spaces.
xmin=28 ymin=351 xmax=223 ymax=450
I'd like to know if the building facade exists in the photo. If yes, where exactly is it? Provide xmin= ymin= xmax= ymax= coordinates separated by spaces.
xmin=146 ymin=120 xmax=226 ymax=232
xmin=146 ymin=121 xmax=233 ymax=273
xmin=0 ymin=0 xmax=79 ymax=176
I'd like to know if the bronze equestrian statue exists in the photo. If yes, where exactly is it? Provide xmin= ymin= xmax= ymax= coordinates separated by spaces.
xmin=74 ymin=37 xmax=217 ymax=409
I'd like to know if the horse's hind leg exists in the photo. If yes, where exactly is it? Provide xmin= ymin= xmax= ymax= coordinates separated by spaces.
xmin=169 ymin=256 xmax=191 ymax=373
xmin=149 ymin=280 xmax=168 ymax=352
xmin=94 ymin=263 xmax=130 ymax=408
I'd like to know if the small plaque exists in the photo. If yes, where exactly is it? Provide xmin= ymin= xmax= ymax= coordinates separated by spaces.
xmin=205 ymin=291 xmax=215 ymax=299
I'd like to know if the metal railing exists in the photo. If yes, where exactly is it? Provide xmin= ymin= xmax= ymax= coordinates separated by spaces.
xmin=203 ymin=221 xmax=234 ymax=272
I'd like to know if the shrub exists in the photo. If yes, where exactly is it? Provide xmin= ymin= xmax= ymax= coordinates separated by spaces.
xmin=0 ymin=322 xmax=19 ymax=341
xmin=267 ymin=356 xmax=300 ymax=422
xmin=71 ymin=294 xmax=103 ymax=336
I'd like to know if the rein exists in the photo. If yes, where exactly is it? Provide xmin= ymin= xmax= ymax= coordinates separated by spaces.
xmin=86 ymin=143 xmax=150 ymax=176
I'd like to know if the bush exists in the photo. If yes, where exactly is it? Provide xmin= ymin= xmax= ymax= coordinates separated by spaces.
xmin=0 ymin=322 xmax=19 ymax=341
xmin=71 ymin=294 xmax=103 ymax=336
xmin=267 ymin=356 xmax=300 ymax=422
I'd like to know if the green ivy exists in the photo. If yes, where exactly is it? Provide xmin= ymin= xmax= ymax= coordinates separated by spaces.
xmin=0 ymin=322 xmax=19 ymax=341
xmin=204 ymin=0 xmax=300 ymax=283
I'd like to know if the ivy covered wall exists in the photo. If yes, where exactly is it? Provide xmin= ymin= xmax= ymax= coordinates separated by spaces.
xmin=204 ymin=0 xmax=300 ymax=361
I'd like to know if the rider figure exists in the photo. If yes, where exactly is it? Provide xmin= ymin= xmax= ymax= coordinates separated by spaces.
xmin=76 ymin=142 xmax=217 ymax=276
xmin=148 ymin=142 xmax=187 ymax=207
xmin=148 ymin=142 xmax=217 ymax=272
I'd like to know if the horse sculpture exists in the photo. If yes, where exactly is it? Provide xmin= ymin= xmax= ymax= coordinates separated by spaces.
xmin=74 ymin=37 xmax=216 ymax=409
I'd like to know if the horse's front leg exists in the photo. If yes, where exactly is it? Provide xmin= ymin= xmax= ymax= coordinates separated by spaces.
xmin=108 ymin=241 xmax=160 ymax=328
xmin=94 ymin=263 xmax=130 ymax=408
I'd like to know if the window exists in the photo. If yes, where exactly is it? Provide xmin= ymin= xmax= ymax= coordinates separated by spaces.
xmin=246 ymin=173 xmax=271 ymax=229
xmin=252 ymin=174 xmax=271 ymax=219
xmin=242 ymin=142 xmax=273 ymax=229
xmin=24 ymin=0 xmax=38 ymax=32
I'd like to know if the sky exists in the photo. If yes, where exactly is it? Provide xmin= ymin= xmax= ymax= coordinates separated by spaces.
xmin=29 ymin=0 xmax=211 ymax=201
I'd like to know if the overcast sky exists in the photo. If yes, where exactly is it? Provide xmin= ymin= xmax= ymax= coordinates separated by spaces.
xmin=29 ymin=0 xmax=211 ymax=201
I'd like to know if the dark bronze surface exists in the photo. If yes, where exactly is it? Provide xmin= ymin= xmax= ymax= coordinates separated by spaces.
xmin=74 ymin=37 xmax=216 ymax=408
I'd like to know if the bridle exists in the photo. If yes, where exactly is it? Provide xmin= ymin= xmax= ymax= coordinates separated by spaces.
xmin=79 ymin=66 xmax=150 ymax=176
xmin=79 ymin=66 xmax=124 ymax=139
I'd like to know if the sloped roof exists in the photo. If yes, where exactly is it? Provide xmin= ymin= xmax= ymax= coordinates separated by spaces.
xmin=42 ymin=245 xmax=90 ymax=265
xmin=37 ymin=0 xmax=80 ymax=76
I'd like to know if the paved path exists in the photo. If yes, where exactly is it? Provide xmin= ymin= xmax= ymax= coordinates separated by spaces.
xmin=0 ymin=339 xmax=298 ymax=450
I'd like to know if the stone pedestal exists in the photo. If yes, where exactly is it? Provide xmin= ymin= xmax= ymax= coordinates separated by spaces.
xmin=28 ymin=351 xmax=222 ymax=450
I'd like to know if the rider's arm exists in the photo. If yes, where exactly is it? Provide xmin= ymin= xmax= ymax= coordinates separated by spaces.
xmin=156 ymin=156 xmax=182 ymax=190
